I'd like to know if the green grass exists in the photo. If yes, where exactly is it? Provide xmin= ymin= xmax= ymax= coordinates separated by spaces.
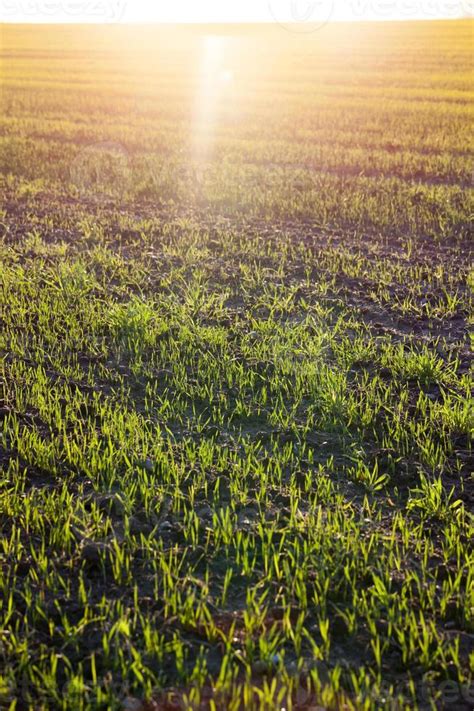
xmin=0 ymin=20 xmax=473 ymax=711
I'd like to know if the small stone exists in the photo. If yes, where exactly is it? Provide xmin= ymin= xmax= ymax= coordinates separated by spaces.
xmin=196 ymin=504 xmax=213 ymax=522
xmin=138 ymin=458 xmax=155 ymax=472
xmin=158 ymin=521 xmax=173 ymax=533
xmin=252 ymin=654 xmax=281 ymax=675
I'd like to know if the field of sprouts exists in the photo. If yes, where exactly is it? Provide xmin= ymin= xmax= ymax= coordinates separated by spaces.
xmin=0 ymin=20 xmax=473 ymax=710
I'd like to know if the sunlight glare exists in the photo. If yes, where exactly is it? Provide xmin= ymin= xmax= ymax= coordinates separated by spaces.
xmin=192 ymin=35 xmax=233 ymax=167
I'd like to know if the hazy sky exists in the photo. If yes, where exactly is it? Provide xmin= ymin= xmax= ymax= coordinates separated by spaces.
xmin=0 ymin=0 xmax=471 ymax=23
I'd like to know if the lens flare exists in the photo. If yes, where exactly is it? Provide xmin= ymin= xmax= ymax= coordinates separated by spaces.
xmin=192 ymin=35 xmax=233 ymax=167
